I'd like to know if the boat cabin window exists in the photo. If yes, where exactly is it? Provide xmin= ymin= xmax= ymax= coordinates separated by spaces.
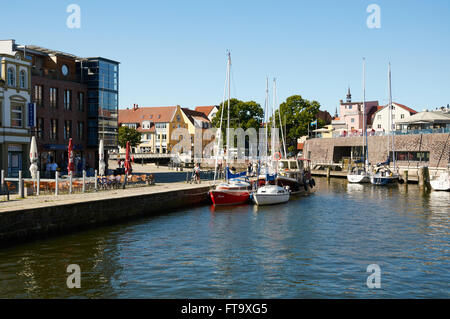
xmin=289 ymin=161 xmax=298 ymax=170
xmin=278 ymin=161 xmax=289 ymax=170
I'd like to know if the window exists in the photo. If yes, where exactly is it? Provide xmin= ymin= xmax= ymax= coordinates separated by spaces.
xmin=19 ymin=70 xmax=27 ymax=88
xmin=50 ymin=88 xmax=58 ymax=108
xmin=377 ymin=115 xmax=381 ymax=120
xmin=34 ymin=85 xmax=43 ymax=107
xmin=64 ymin=90 xmax=72 ymax=110
xmin=401 ymin=114 xmax=405 ymax=119
xmin=50 ymin=119 xmax=58 ymax=139
xmin=77 ymin=121 xmax=84 ymax=140
xmin=78 ymin=92 xmax=84 ymax=111
xmin=7 ymin=67 xmax=15 ymax=86
xmin=64 ymin=120 xmax=72 ymax=139
xmin=11 ymin=105 xmax=23 ymax=127
xmin=349 ymin=105 xmax=352 ymax=109
xmin=351 ymin=118 xmax=355 ymax=123
xmin=390 ymin=151 xmax=430 ymax=162
xmin=37 ymin=118 xmax=44 ymax=139
xmin=377 ymin=124 xmax=381 ymax=129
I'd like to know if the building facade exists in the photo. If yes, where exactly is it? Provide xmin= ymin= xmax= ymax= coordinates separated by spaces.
xmin=339 ymin=88 xmax=379 ymax=131
xmin=371 ymin=102 xmax=417 ymax=132
xmin=0 ymin=40 xmax=119 ymax=176
xmin=0 ymin=51 xmax=32 ymax=177
xmin=118 ymin=105 xmax=189 ymax=154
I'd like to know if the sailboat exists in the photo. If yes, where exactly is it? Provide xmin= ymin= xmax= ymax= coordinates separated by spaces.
xmin=348 ymin=58 xmax=370 ymax=183
xmin=209 ymin=52 xmax=251 ymax=206
xmin=253 ymin=78 xmax=290 ymax=206
xmin=370 ymin=63 xmax=400 ymax=185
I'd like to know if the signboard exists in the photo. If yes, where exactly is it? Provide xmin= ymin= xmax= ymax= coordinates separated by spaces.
xmin=27 ymin=102 xmax=36 ymax=127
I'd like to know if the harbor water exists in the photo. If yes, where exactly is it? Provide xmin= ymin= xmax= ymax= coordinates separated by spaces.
xmin=0 ymin=178 xmax=448 ymax=298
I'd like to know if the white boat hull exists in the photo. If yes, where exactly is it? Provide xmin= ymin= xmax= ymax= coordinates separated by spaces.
xmin=253 ymin=193 xmax=290 ymax=205
xmin=347 ymin=174 xmax=370 ymax=183
xmin=430 ymin=178 xmax=450 ymax=191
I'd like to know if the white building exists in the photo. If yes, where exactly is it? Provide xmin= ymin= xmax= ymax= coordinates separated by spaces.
xmin=0 ymin=51 xmax=32 ymax=177
xmin=371 ymin=102 xmax=417 ymax=132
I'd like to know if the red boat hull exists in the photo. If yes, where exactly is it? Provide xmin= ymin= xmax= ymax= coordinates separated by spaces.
xmin=209 ymin=189 xmax=251 ymax=206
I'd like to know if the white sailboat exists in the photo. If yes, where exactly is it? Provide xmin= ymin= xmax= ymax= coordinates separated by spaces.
xmin=348 ymin=58 xmax=370 ymax=183
xmin=370 ymin=63 xmax=400 ymax=185
xmin=253 ymin=78 xmax=290 ymax=206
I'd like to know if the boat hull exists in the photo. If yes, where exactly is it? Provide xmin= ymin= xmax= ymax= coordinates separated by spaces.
xmin=209 ymin=190 xmax=251 ymax=206
xmin=253 ymin=193 xmax=290 ymax=205
xmin=370 ymin=175 xmax=398 ymax=185
xmin=347 ymin=174 xmax=370 ymax=183
xmin=430 ymin=179 xmax=450 ymax=191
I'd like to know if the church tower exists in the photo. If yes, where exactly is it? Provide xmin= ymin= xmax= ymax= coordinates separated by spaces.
xmin=346 ymin=87 xmax=352 ymax=103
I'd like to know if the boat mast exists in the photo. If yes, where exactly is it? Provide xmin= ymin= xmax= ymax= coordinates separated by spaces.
xmin=213 ymin=52 xmax=229 ymax=183
xmin=226 ymin=51 xmax=231 ymax=177
xmin=274 ymin=78 xmax=287 ymax=159
xmin=388 ymin=62 xmax=395 ymax=169
xmin=363 ymin=58 xmax=368 ymax=170
xmin=264 ymin=77 xmax=269 ymax=174
xmin=387 ymin=63 xmax=391 ymax=163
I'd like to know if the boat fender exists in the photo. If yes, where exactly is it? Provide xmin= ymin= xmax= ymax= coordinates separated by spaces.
xmin=312 ymin=178 xmax=316 ymax=187
xmin=309 ymin=179 xmax=313 ymax=188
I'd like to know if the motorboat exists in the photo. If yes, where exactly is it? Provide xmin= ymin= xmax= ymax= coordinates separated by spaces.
xmin=253 ymin=184 xmax=290 ymax=206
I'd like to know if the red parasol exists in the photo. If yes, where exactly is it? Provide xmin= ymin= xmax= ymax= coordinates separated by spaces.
xmin=67 ymin=138 xmax=75 ymax=175
xmin=124 ymin=141 xmax=132 ymax=174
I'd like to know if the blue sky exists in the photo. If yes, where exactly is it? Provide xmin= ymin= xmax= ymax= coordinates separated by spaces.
xmin=2 ymin=0 xmax=449 ymax=114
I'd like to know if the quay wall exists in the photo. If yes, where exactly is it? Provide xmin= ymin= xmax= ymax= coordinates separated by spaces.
xmin=0 ymin=185 xmax=210 ymax=244
xmin=304 ymin=133 xmax=450 ymax=168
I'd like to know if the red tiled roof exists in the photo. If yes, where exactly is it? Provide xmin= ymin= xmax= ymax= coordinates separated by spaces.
xmin=393 ymin=102 xmax=417 ymax=115
xmin=373 ymin=102 xmax=417 ymax=116
xmin=194 ymin=106 xmax=216 ymax=117
xmin=118 ymin=106 xmax=177 ymax=125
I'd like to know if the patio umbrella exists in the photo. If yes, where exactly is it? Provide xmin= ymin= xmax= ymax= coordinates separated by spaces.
xmin=29 ymin=136 xmax=38 ymax=179
xmin=99 ymin=139 xmax=105 ymax=176
xmin=67 ymin=138 xmax=75 ymax=176
xmin=124 ymin=141 xmax=132 ymax=175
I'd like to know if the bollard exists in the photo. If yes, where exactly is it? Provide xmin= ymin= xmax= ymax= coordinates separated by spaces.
xmin=82 ymin=170 xmax=86 ymax=193
xmin=18 ymin=170 xmax=24 ymax=198
xmin=55 ymin=172 xmax=59 ymax=196
xmin=1 ymin=170 xmax=4 ymax=187
xmin=418 ymin=166 xmax=431 ymax=190
xmin=326 ymin=166 xmax=331 ymax=180
xmin=404 ymin=170 xmax=408 ymax=185
xmin=69 ymin=173 xmax=73 ymax=194
xmin=37 ymin=171 xmax=40 ymax=196
xmin=94 ymin=170 xmax=98 ymax=191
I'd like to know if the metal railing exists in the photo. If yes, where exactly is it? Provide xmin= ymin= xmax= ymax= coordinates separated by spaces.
xmin=331 ymin=127 xmax=449 ymax=138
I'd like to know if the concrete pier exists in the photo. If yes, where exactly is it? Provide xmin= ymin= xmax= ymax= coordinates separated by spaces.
xmin=0 ymin=182 xmax=213 ymax=244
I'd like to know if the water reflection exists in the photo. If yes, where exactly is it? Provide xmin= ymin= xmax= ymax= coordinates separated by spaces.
xmin=0 ymin=177 xmax=448 ymax=298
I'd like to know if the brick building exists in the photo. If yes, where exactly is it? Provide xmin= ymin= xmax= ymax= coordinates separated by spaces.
xmin=0 ymin=40 xmax=119 ymax=176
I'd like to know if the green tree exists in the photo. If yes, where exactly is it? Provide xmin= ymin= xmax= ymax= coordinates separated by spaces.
xmin=118 ymin=126 xmax=141 ymax=149
xmin=273 ymin=95 xmax=321 ymax=154
xmin=211 ymin=98 xmax=264 ymax=143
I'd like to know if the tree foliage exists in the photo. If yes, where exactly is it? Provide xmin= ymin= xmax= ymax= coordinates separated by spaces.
xmin=118 ymin=126 xmax=142 ymax=149
xmin=273 ymin=95 xmax=321 ymax=154
xmin=211 ymin=98 xmax=264 ymax=142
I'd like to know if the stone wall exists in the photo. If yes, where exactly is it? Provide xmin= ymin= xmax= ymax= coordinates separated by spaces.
xmin=0 ymin=186 xmax=210 ymax=244
xmin=304 ymin=133 xmax=450 ymax=168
